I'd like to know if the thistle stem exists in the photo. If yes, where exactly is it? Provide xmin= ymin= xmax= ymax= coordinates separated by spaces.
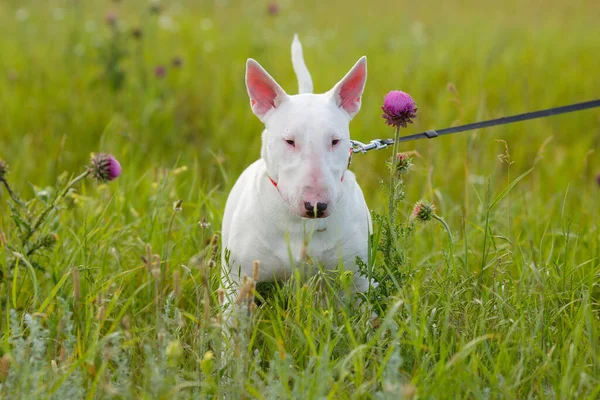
xmin=23 ymin=169 xmax=91 ymax=244
xmin=432 ymin=213 xmax=456 ymax=277
xmin=0 ymin=177 xmax=27 ymax=210
xmin=388 ymin=126 xmax=401 ymax=217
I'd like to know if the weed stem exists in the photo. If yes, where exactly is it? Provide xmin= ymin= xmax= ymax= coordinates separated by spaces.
xmin=0 ymin=177 xmax=27 ymax=210
xmin=433 ymin=213 xmax=456 ymax=277
xmin=388 ymin=126 xmax=401 ymax=217
xmin=23 ymin=169 xmax=90 ymax=244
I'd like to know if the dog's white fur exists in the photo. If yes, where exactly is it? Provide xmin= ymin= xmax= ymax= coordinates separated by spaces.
xmin=221 ymin=35 xmax=371 ymax=303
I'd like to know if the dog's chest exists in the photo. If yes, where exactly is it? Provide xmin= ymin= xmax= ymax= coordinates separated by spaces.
xmin=230 ymin=217 xmax=350 ymax=280
xmin=276 ymin=224 xmax=340 ymax=264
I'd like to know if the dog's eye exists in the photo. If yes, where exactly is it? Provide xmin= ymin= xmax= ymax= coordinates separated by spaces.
xmin=285 ymin=139 xmax=295 ymax=147
xmin=332 ymin=139 xmax=340 ymax=146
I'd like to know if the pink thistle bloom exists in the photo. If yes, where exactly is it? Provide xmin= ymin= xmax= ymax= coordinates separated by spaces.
xmin=90 ymin=153 xmax=122 ymax=182
xmin=267 ymin=2 xmax=279 ymax=16
xmin=154 ymin=65 xmax=166 ymax=78
xmin=105 ymin=10 xmax=118 ymax=26
xmin=382 ymin=90 xmax=418 ymax=128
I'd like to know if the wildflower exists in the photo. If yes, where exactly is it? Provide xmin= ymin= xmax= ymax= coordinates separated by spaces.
xmin=0 ymin=159 xmax=7 ymax=179
xmin=154 ymin=65 xmax=166 ymax=78
xmin=105 ymin=10 xmax=118 ymax=26
xmin=89 ymin=153 xmax=122 ymax=182
xmin=596 ymin=172 xmax=600 ymax=187
xmin=173 ymin=200 xmax=183 ymax=212
xmin=412 ymin=200 xmax=434 ymax=223
xmin=198 ymin=216 xmax=210 ymax=229
xmin=381 ymin=90 xmax=418 ymax=128
xmin=171 ymin=56 xmax=183 ymax=68
xmin=131 ymin=27 xmax=143 ymax=40
xmin=389 ymin=152 xmax=412 ymax=174
xmin=149 ymin=1 xmax=162 ymax=15
xmin=267 ymin=2 xmax=279 ymax=16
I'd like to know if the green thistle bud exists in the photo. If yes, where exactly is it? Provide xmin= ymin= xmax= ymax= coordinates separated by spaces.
xmin=412 ymin=200 xmax=434 ymax=223
xmin=388 ymin=152 xmax=412 ymax=175
xmin=40 ymin=233 xmax=59 ymax=249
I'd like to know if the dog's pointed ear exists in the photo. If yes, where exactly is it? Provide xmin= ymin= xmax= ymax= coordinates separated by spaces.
xmin=328 ymin=56 xmax=367 ymax=119
xmin=246 ymin=59 xmax=289 ymax=122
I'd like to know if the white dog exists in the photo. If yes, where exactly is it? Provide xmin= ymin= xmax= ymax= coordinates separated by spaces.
xmin=221 ymin=35 xmax=371 ymax=307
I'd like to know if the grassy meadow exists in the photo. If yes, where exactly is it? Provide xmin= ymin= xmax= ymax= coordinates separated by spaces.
xmin=1 ymin=0 xmax=600 ymax=398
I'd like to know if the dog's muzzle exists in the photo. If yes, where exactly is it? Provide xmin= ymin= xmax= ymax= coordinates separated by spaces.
xmin=304 ymin=201 xmax=328 ymax=218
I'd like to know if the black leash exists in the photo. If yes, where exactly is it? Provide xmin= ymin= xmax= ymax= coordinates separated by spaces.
xmin=350 ymin=99 xmax=600 ymax=153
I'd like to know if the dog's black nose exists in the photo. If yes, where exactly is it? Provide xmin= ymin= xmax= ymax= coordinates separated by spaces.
xmin=304 ymin=202 xmax=327 ymax=217
xmin=304 ymin=202 xmax=328 ymax=211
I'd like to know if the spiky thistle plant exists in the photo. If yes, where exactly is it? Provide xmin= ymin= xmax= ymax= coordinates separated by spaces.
xmin=357 ymin=91 xmax=419 ymax=312
xmin=0 ymin=154 xmax=122 ymax=277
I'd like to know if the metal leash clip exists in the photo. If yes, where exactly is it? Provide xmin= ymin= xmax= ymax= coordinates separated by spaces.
xmin=350 ymin=139 xmax=391 ymax=154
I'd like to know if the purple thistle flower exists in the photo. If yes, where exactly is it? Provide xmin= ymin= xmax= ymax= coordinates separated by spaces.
xmin=267 ymin=2 xmax=279 ymax=16
xmin=90 ymin=153 xmax=122 ymax=182
xmin=596 ymin=173 xmax=600 ymax=187
xmin=412 ymin=200 xmax=434 ymax=223
xmin=382 ymin=90 xmax=418 ymax=128
xmin=105 ymin=10 xmax=118 ymax=26
xmin=154 ymin=65 xmax=166 ymax=78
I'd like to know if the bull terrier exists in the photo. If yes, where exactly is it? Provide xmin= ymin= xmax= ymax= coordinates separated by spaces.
xmin=221 ymin=35 xmax=372 ymax=312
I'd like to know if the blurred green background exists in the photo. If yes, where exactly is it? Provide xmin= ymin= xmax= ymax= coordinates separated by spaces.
xmin=1 ymin=0 xmax=598 ymax=220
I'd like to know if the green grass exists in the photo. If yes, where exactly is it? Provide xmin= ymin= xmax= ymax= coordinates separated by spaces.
xmin=1 ymin=0 xmax=599 ymax=398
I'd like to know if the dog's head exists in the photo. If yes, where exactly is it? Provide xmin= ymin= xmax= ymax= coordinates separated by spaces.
xmin=245 ymin=55 xmax=367 ymax=219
